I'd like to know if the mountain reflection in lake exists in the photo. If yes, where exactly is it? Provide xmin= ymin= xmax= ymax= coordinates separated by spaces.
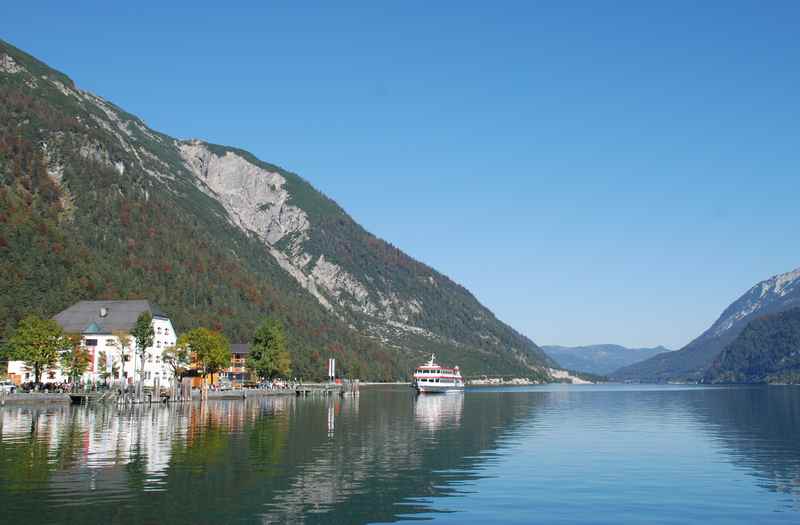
xmin=1 ymin=385 xmax=800 ymax=524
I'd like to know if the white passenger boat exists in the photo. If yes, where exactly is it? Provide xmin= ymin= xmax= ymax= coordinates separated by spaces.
xmin=412 ymin=354 xmax=465 ymax=394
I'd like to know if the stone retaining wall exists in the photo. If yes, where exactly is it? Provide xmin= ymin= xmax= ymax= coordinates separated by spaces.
xmin=0 ymin=393 xmax=71 ymax=405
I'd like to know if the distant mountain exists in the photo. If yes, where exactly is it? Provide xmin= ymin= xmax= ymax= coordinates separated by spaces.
xmin=613 ymin=267 xmax=800 ymax=383
xmin=704 ymin=308 xmax=800 ymax=384
xmin=542 ymin=344 xmax=670 ymax=376
xmin=0 ymin=39 xmax=554 ymax=381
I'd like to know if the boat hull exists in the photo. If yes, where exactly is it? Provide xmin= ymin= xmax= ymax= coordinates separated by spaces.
xmin=413 ymin=383 xmax=464 ymax=394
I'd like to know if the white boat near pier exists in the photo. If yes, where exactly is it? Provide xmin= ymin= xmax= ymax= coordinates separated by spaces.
xmin=412 ymin=354 xmax=465 ymax=394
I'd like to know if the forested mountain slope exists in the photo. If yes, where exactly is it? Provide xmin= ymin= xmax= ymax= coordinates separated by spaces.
xmin=0 ymin=39 xmax=553 ymax=381
xmin=613 ymin=267 xmax=800 ymax=383
xmin=704 ymin=308 xmax=800 ymax=384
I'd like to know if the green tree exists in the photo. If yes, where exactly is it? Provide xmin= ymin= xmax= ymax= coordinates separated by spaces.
xmin=131 ymin=313 xmax=154 ymax=361
xmin=8 ymin=315 xmax=71 ymax=383
xmin=0 ymin=341 xmax=10 ymax=380
xmin=178 ymin=328 xmax=231 ymax=380
xmin=130 ymin=313 xmax=154 ymax=388
xmin=162 ymin=344 xmax=190 ymax=380
xmin=247 ymin=318 xmax=292 ymax=381
xmin=60 ymin=339 xmax=91 ymax=385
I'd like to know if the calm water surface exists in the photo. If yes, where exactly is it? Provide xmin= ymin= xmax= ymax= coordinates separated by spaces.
xmin=1 ymin=385 xmax=799 ymax=524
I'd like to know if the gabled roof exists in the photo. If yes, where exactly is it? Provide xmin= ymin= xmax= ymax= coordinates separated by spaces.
xmin=230 ymin=343 xmax=250 ymax=355
xmin=53 ymin=300 xmax=168 ymax=335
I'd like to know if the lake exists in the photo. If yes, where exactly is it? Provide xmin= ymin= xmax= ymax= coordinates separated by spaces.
xmin=1 ymin=384 xmax=799 ymax=524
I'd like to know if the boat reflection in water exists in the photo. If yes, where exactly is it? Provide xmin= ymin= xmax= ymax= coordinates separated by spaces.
xmin=414 ymin=388 xmax=464 ymax=431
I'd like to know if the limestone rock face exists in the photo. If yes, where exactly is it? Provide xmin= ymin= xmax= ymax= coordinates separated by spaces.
xmin=712 ymin=268 xmax=800 ymax=337
xmin=180 ymin=141 xmax=310 ymax=245
xmin=0 ymin=53 xmax=24 ymax=74
xmin=311 ymin=255 xmax=372 ymax=311
xmin=176 ymin=141 xmax=432 ymax=332
xmin=178 ymin=141 xmax=386 ymax=320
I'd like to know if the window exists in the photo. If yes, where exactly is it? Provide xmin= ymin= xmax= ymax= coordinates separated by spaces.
xmin=85 ymin=339 xmax=98 ymax=347
xmin=106 ymin=339 xmax=116 ymax=346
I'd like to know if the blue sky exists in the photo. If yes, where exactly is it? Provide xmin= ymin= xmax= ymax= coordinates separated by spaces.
xmin=4 ymin=1 xmax=799 ymax=349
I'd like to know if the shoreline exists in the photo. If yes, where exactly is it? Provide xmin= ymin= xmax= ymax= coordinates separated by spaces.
xmin=0 ymin=387 xmax=309 ymax=406
xmin=0 ymin=393 xmax=71 ymax=405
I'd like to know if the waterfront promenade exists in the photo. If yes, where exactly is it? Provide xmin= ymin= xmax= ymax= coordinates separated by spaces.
xmin=0 ymin=382 xmax=359 ymax=406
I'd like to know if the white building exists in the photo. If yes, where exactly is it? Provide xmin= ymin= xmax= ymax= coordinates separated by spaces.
xmin=7 ymin=300 xmax=177 ymax=387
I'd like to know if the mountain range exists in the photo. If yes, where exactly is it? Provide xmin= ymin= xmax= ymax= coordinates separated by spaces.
xmin=0 ymin=39 xmax=554 ymax=381
xmin=613 ymin=267 xmax=800 ymax=383
xmin=541 ymin=344 xmax=670 ymax=376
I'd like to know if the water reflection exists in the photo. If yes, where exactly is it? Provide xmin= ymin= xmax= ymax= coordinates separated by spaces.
xmin=2 ymin=386 xmax=800 ymax=524
xmin=683 ymin=386 xmax=800 ymax=504
xmin=0 ymin=390 xmax=535 ymax=524
xmin=414 ymin=392 xmax=464 ymax=432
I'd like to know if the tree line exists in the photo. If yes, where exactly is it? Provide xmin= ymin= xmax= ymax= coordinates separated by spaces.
xmin=1 ymin=313 xmax=293 ymax=385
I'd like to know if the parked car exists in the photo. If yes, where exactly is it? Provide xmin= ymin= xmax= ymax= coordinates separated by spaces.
xmin=0 ymin=380 xmax=17 ymax=394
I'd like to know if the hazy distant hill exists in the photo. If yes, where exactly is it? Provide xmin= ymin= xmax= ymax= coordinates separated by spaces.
xmin=613 ymin=267 xmax=800 ymax=383
xmin=0 ymin=39 xmax=554 ymax=381
xmin=704 ymin=308 xmax=800 ymax=384
xmin=542 ymin=344 xmax=670 ymax=376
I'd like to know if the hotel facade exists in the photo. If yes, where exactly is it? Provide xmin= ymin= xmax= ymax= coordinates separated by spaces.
xmin=7 ymin=300 xmax=177 ymax=387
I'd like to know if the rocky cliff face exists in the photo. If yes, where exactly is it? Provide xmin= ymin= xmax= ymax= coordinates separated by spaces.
xmin=0 ymin=39 xmax=552 ymax=380
xmin=709 ymin=269 xmax=800 ymax=338
xmin=613 ymin=267 xmax=800 ymax=382
xmin=178 ymin=141 xmax=407 ymax=321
